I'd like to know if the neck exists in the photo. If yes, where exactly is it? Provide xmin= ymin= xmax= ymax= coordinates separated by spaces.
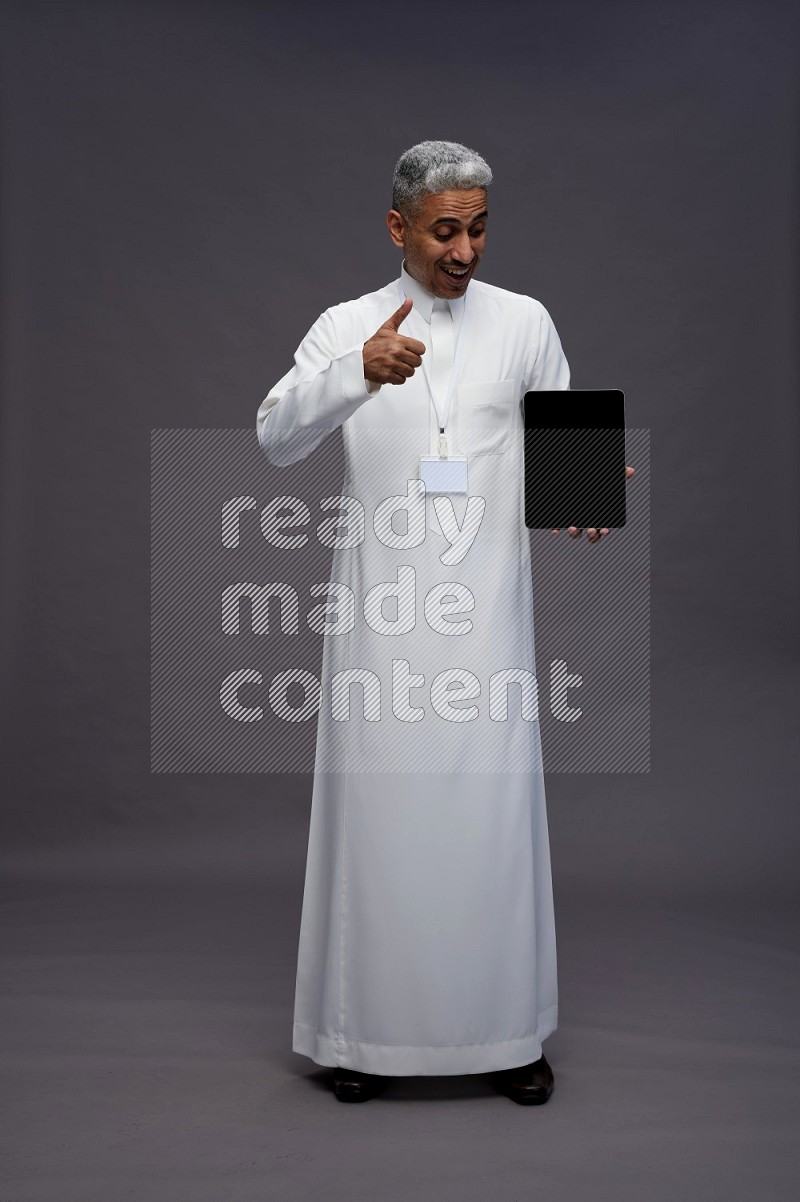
xmin=402 ymin=260 xmax=434 ymax=296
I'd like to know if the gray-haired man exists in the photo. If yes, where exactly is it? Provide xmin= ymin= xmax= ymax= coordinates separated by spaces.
xmin=258 ymin=141 xmax=577 ymax=1105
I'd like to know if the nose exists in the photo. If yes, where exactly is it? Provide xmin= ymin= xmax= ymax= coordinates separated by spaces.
xmin=451 ymin=231 xmax=475 ymax=265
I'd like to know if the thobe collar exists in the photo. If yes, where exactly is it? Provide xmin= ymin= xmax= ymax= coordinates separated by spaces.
xmin=400 ymin=261 xmax=466 ymax=325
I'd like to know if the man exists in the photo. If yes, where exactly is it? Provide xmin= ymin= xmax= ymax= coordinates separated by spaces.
xmin=257 ymin=141 xmax=618 ymax=1104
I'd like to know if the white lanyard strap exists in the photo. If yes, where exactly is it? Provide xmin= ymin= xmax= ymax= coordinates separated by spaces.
xmin=401 ymin=285 xmax=470 ymax=454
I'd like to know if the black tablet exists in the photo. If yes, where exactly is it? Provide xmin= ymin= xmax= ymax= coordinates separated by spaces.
xmin=523 ymin=389 xmax=627 ymax=529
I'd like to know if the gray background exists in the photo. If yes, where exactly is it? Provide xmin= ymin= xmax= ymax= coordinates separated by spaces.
xmin=1 ymin=1 xmax=798 ymax=1199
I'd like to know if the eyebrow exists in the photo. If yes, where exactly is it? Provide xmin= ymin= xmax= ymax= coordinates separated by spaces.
xmin=430 ymin=210 xmax=488 ymax=228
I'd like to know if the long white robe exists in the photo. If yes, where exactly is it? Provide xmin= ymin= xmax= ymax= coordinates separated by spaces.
xmin=257 ymin=264 xmax=570 ymax=1075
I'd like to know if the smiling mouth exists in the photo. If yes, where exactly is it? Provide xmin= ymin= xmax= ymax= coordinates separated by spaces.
xmin=439 ymin=263 xmax=471 ymax=281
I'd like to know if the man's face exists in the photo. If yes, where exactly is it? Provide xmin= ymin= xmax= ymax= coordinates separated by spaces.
xmin=387 ymin=188 xmax=488 ymax=298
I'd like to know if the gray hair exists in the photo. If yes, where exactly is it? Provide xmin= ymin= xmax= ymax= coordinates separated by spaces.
xmin=392 ymin=140 xmax=492 ymax=218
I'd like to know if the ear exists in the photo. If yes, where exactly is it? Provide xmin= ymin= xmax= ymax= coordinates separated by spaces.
xmin=386 ymin=209 xmax=406 ymax=249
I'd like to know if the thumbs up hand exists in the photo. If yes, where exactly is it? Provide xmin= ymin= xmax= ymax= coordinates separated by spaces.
xmin=363 ymin=298 xmax=426 ymax=386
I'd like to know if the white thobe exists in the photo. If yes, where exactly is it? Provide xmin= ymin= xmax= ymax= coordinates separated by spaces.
xmin=257 ymin=263 xmax=570 ymax=1075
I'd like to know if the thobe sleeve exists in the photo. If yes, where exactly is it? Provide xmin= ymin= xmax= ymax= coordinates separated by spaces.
xmin=256 ymin=308 xmax=380 ymax=465
xmin=524 ymin=299 xmax=571 ymax=392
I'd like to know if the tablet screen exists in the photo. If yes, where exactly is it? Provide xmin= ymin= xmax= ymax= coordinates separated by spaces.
xmin=523 ymin=390 xmax=627 ymax=529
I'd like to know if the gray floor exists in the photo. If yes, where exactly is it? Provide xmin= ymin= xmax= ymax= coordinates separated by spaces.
xmin=2 ymin=819 xmax=799 ymax=1202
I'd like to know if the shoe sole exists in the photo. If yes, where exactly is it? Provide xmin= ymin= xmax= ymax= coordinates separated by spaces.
xmin=493 ymin=1076 xmax=554 ymax=1105
xmin=334 ymin=1086 xmax=385 ymax=1101
xmin=502 ymin=1088 xmax=553 ymax=1105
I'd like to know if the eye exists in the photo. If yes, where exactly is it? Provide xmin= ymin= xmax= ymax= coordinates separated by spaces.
xmin=435 ymin=230 xmax=453 ymax=241
xmin=470 ymin=226 xmax=486 ymax=238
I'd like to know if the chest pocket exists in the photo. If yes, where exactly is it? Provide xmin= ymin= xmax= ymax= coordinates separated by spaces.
xmin=454 ymin=380 xmax=517 ymax=456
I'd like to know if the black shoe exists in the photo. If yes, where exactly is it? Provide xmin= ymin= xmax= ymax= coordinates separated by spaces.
xmin=491 ymin=1054 xmax=554 ymax=1105
xmin=331 ymin=1066 xmax=387 ymax=1103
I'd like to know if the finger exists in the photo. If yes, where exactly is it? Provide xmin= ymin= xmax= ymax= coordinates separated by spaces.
xmin=395 ymin=350 xmax=423 ymax=369
xmin=401 ymin=337 xmax=426 ymax=356
xmin=550 ymin=529 xmax=560 ymax=535
xmin=625 ymin=465 xmax=635 ymax=478
xmin=389 ymin=369 xmax=407 ymax=385
xmin=385 ymin=361 xmax=412 ymax=381
xmin=568 ymin=526 xmax=581 ymax=538
xmin=383 ymin=298 xmax=413 ymax=332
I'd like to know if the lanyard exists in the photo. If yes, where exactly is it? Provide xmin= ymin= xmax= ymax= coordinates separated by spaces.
xmin=402 ymin=286 xmax=470 ymax=457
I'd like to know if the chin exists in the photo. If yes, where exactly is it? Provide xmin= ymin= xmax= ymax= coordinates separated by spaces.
xmin=432 ymin=277 xmax=465 ymax=295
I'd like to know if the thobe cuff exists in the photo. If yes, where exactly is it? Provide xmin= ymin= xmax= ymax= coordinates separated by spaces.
xmin=339 ymin=343 xmax=381 ymax=406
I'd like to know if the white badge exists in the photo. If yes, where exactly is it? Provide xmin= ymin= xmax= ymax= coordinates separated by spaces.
xmin=419 ymin=454 xmax=468 ymax=494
